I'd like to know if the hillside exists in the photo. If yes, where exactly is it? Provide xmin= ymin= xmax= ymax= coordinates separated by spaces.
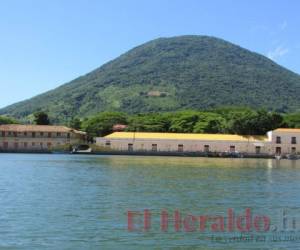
xmin=1 ymin=35 xmax=300 ymax=123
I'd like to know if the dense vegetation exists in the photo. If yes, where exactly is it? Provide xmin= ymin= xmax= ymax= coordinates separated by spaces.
xmin=2 ymin=107 xmax=300 ymax=138
xmin=33 ymin=111 xmax=50 ymax=125
xmin=0 ymin=115 xmax=18 ymax=125
xmin=1 ymin=35 xmax=300 ymax=123
xmin=79 ymin=107 xmax=300 ymax=137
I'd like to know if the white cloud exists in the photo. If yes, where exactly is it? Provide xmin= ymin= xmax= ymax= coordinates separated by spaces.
xmin=267 ymin=46 xmax=289 ymax=60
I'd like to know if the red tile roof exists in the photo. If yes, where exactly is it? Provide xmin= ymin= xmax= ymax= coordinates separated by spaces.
xmin=0 ymin=124 xmax=86 ymax=135
xmin=273 ymin=128 xmax=300 ymax=133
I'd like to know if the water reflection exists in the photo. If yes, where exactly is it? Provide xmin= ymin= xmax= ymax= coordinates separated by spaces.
xmin=0 ymin=154 xmax=300 ymax=249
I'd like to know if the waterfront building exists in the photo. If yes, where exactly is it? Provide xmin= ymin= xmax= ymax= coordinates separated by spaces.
xmin=0 ymin=124 xmax=86 ymax=152
xmin=96 ymin=129 xmax=300 ymax=157
xmin=267 ymin=128 xmax=300 ymax=156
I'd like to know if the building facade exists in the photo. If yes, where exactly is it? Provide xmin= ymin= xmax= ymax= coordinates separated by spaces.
xmin=267 ymin=128 xmax=300 ymax=156
xmin=96 ymin=129 xmax=300 ymax=157
xmin=0 ymin=125 xmax=86 ymax=152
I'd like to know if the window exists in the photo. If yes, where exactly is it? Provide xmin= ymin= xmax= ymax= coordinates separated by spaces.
xmin=24 ymin=142 xmax=28 ymax=148
xmin=32 ymin=132 xmax=36 ymax=138
xmin=276 ymin=147 xmax=281 ymax=155
xmin=13 ymin=132 xmax=17 ymax=137
xmin=67 ymin=133 xmax=70 ymax=139
xmin=40 ymin=142 xmax=43 ymax=147
xmin=32 ymin=142 xmax=35 ymax=146
xmin=255 ymin=146 xmax=261 ymax=154
xmin=48 ymin=132 xmax=52 ymax=138
xmin=57 ymin=132 xmax=61 ymax=137
xmin=178 ymin=144 xmax=184 ymax=152
xmin=40 ymin=132 xmax=44 ymax=136
xmin=152 ymin=144 xmax=157 ymax=152
xmin=230 ymin=145 xmax=236 ymax=153
xmin=276 ymin=136 xmax=281 ymax=144
xmin=1 ymin=131 xmax=4 ymax=137
xmin=3 ymin=142 xmax=8 ymax=149
xmin=291 ymin=147 xmax=296 ymax=154
xmin=291 ymin=137 xmax=297 ymax=144
xmin=24 ymin=132 xmax=27 ymax=136
xmin=204 ymin=145 xmax=210 ymax=152
xmin=14 ymin=142 xmax=18 ymax=149
xmin=105 ymin=141 xmax=111 ymax=147
xmin=128 ymin=143 xmax=133 ymax=151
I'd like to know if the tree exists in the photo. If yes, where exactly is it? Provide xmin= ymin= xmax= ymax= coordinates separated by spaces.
xmin=227 ymin=109 xmax=283 ymax=135
xmin=0 ymin=116 xmax=18 ymax=125
xmin=69 ymin=117 xmax=82 ymax=130
xmin=34 ymin=112 xmax=50 ymax=125
xmin=82 ymin=112 xmax=127 ymax=137
xmin=79 ymin=107 xmax=286 ymax=137
xmin=126 ymin=113 xmax=171 ymax=132
xmin=193 ymin=114 xmax=226 ymax=133
xmin=283 ymin=113 xmax=300 ymax=128
xmin=169 ymin=111 xmax=199 ymax=133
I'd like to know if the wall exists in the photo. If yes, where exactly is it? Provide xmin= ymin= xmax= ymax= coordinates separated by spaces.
xmin=96 ymin=137 xmax=272 ymax=155
xmin=270 ymin=131 xmax=300 ymax=155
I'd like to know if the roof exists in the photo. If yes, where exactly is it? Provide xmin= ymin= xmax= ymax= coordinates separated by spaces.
xmin=112 ymin=124 xmax=128 ymax=131
xmin=273 ymin=128 xmax=300 ymax=133
xmin=0 ymin=124 xmax=86 ymax=135
xmin=104 ymin=132 xmax=267 ymax=141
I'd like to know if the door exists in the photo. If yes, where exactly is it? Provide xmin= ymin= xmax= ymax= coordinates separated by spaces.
xmin=275 ymin=147 xmax=281 ymax=155
xmin=204 ymin=145 xmax=210 ymax=152
xmin=128 ymin=143 xmax=133 ymax=151
xmin=255 ymin=146 xmax=261 ymax=154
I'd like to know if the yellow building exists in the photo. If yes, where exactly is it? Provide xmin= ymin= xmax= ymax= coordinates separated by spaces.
xmin=0 ymin=124 xmax=86 ymax=152
xmin=96 ymin=129 xmax=300 ymax=157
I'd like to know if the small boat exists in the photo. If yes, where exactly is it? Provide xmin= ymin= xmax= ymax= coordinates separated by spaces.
xmin=72 ymin=144 xmax=92 ymax=154
xmin=72 ymin=148 xmax=92 ymax=153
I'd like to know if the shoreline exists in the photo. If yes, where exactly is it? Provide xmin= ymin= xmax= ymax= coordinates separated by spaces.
xmin=0 ymin=150 xmax=295 ymax=159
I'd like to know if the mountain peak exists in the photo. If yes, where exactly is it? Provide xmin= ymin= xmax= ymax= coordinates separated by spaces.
xmin=1 ymin=35 xmax=300 ymax=122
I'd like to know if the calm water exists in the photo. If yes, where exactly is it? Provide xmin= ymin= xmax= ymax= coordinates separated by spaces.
xmin=0 ymin=154 xmax=300 ymax=249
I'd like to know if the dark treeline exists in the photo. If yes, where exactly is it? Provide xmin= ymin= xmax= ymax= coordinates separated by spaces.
xmin=2 ymin=107 xmax=300 ymax=137
xmin=79 ymin=107 xmax=300 ymax=137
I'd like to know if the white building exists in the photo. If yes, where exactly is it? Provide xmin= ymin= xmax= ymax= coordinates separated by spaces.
xmin=96 ymin=129 xmax=300 ymax=157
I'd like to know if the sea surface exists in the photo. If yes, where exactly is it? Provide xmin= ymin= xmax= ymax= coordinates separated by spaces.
xmin=0 ymin=154 xmax=300 ymax=249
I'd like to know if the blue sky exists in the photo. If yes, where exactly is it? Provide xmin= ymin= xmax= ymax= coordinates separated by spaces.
xmin=0 ymin=0 xmax=300 ymax=108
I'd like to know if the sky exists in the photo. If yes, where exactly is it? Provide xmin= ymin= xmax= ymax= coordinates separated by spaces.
xmin=0 ymin=0 xmax=300 ymax=108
